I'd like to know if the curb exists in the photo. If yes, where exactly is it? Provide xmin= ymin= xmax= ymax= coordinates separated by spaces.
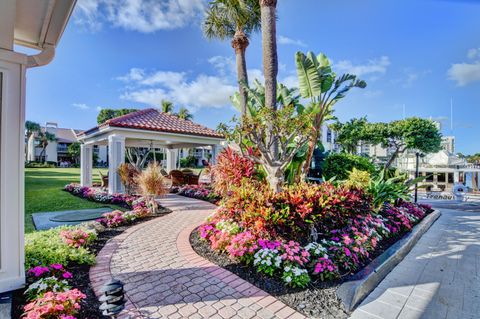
xmin=336 ymin=210 xmax=441 ymax=312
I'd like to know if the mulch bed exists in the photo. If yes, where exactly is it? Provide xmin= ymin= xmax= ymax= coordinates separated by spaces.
xmin=190 ymin=215 xmax=430 ymax=319
xmin=12 ymin=206 xmax=171 ymax=319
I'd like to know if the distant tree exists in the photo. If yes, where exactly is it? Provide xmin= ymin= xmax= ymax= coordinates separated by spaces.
xmin=25 ymin=120 xmax=41 ymax=161
xmin=161 ymin=100 xmax=174 ymax=113
xmin=38 ymin=131 xmax=56 ymax=163
xmin=97 ymin=108 xmax=138 ymax=124
xmin=176 ymin=107 xmax=194 ymax=121
xmin=331 ymin=117 xmax=369 ymax=154
xmin=374 ymin=118 xmax=442 ymax=170
xmin=68 ymin=142 xmax=81 ymax=164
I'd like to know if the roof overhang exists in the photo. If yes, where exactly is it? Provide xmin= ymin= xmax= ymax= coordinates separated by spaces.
xmin=77 ymin=126 xmax=224 ymax=148
xmin=14 ymin=0 xmax=77 ymax=50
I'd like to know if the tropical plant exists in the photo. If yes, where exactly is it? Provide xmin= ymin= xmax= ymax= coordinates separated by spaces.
xmin=366 ymin=170 xmax=426 ymax=210
xmin=220 ymin=89 xmax=313 ymax=192
xmin=203 ymin=0 xmax=261 ymax=116
xmin=323 ymin=153 xmax=375 ymax=180
xmin=211 ymin=147 xmax=255 ymax=196
xmin=344 ymin=168 xmax=372 ymax=190
xmin=176 ymin=106 xmax=194 ymax=120
xmin=161 ymin=99 xmax=174 ymax=113
xmin=295 ymin=51 xmax=367 ymax=176
xmin=135 ymin=162 xmax=167 ymax=213
xmin=37 ymin=131 xmax=57 ymax=163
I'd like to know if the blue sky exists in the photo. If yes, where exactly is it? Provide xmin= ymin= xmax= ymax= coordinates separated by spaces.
xmin=25 ymin=0 xmax=480 ymax=154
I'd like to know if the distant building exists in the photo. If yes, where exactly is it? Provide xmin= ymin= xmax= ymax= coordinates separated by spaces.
xmin=396 ymin=135 xmax=480 ymax=193
xmin=27 ymin=122 xmax=108 ymax=165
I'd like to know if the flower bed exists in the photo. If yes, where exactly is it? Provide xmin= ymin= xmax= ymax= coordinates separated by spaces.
xmin=191 ymin=180 xmax=432 ymax=317
xmin=64 ymin=183 xmax=139 ymax=209
xmin=170 ymin=184 xmax=221 ymax=204
xmin=14 ymin=185 xmax=173 ymax=318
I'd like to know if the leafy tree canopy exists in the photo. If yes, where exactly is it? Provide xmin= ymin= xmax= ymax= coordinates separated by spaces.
xmin=333 ymin=117 xmax=442 ymax=169
xmin=97 ymin=108 xmax=138 ymax=124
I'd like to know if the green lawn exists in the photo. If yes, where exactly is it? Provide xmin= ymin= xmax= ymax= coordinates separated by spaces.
xmin=25 ymin=168 xmax=124 ymax=233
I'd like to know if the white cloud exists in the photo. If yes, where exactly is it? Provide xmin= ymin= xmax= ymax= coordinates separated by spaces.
xmin=74 ymin=0 xmax=205 ymax=32
xmin=467 ymin=48 xmax=480 ymax=59
xmin=208 ymin=56 xmax=236 ymax=77
xmin=116 ymin=68 xmax=145 ymax=82
xmin=278 ymin=35 xmax=306 ymax=47
xmin=72 ymin=103 xmax=90 ymax=110
xmin=448 ymin=47 xmax=480 ymax=86
xmin=447 ymin=62 xmax=480 ymax=86
xmin=334 ymin=56 xmax=390 ymax=78
xmin=118 ymin=68 xmax=237 ymax=110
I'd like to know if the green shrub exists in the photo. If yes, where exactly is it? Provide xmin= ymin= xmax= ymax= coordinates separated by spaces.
xmin=344 ymin=168 xmax=371 ymax=190
xmin=25 ymin=226 xmax=96 ymax=269
xmin=180 ymin=155 xmax=197 ymax=168
xmin=323 ymin=153 xmax=375 ymax=180
xmin=25 ymin=162 xmax=56 ymax=168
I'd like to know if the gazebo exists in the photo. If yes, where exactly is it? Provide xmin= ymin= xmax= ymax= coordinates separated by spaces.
xmin=76 ymin=108 xmax=224 ymax=194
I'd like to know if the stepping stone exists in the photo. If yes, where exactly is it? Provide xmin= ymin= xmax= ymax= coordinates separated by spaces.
xmin=32 ymin=207 xmax=113 ymax=230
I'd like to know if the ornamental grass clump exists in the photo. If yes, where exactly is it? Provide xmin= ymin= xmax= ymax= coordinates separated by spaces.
xmin=136 ymin=162 xmax=167 ymax=214
xmin=117 ymin=163 xmax=140 ymax=195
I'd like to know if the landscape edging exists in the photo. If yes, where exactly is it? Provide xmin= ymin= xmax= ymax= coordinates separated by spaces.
xmin=336 ymin=209 xmax=441 ymax=312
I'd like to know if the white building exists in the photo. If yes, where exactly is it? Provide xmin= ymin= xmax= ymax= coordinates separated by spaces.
xmin=0 ymin=0 xmax=76 ymax=293
xmin=28 ymin=122 xmax=108 ymax=165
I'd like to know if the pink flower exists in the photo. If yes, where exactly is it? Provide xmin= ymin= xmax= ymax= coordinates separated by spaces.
xmin=62 ymin=272 xmax=73 ymax=279
xmin=50 ymin=263 xmax=63 ymax=270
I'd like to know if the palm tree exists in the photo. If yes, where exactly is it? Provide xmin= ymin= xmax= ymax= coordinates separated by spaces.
xmin=38 ymin=131 xmax=56 ymax=163
xmin=176 ymin=107 xmax=193 ymax=121
xmin=203 ymin=0 xmax=261 ymax=116
xmin=259 ymin=0 xmax=279 ymax=159
xmin=25 ymin=121 xmax=40 ymax=161
xmin=161 ymin=100 xmax=174 ymax=113
xmin=259 ymin=0 xmax=278 ymax=111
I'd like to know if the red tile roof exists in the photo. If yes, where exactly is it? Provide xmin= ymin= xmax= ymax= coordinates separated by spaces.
xmin=80 ymin=108 xmax=223 ymax=139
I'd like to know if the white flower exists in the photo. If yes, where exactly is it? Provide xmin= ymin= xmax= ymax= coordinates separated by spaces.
xmin=284 ymin=266 xmax=291 ymax=272
xmin=285 ymin=276 xmax=292 ymax=283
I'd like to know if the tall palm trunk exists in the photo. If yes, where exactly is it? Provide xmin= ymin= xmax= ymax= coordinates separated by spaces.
xmin=260 ymin=0 xmax=279 ymax=161
xmin=232 ymin=29 xmax=250 ymax=117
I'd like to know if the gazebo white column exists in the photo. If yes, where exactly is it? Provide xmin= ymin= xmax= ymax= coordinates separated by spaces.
xmin=210 ymin=144 xmax=221 ymax=164
xmin=108 ymin=135 xmax=125 ymax=194
xmin=165 ymin=148 xmax=177 ymax=172
xmin=80 ymin=144 xmax=93 ymax=186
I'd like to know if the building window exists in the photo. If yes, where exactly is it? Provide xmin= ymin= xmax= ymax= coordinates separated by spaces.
xmin=326 ymin=128 xmax=332 ymax=143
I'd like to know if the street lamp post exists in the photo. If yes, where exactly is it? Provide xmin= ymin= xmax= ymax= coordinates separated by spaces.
xmin=414 ymin=152 xmax=420 ymax=203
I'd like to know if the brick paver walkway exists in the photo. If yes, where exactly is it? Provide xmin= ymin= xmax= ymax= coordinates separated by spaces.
xmin=90 ymin=194 xmax=304 ymax=319
xmin=350 ymin=207 xmax=480 ymax=319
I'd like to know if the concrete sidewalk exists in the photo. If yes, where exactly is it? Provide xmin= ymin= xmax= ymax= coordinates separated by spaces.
xmin=350 ymin=207 xmax=480 ymax=319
